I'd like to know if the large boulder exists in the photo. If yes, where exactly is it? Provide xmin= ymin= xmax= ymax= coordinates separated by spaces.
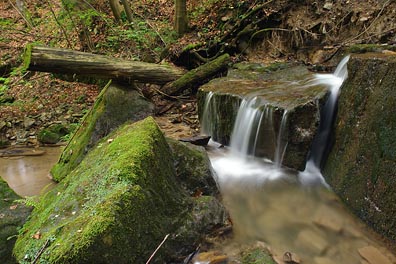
xmin=14 ymin=117 xmax=226 ymax=263
xmin=0 ymin=179 xmax=31 ymax=264
xmin=198 ymin=63 xmax=329 ymax=170
xmin=324 ymin=53 xmax=396 ymax=242
xmin=51 ymin=81 xmax=154 ymax=181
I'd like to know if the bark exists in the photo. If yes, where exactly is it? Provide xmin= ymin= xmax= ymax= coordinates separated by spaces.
xmin=174 ymin=0 xmax=188 ymax=36
xmin=24 ymin=45 xmax=185 ymax=84
xmin=120 ymin=0 xmax=134 ymax=23
xmin=109 ymin=0 xmax=123 ymax=22
xmin=162 ymin=53 xmax=230 ymax=95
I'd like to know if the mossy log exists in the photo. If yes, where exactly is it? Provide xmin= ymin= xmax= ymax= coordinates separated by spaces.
xmin=162 ymin=53 xmax=230 ymax=95
xmin=23 ymin=44 xmax=185 ymax=84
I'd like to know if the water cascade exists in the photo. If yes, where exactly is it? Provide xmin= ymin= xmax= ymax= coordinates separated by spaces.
xmin=199 ymin=57 xmax=395 ymax=263
xmin=299 ymin=55 xmax=350 ymax=185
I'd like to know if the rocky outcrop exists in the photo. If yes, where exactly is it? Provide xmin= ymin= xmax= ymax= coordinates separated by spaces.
xmin=51 ymin=81 xmax=154 ymax=181
xmin=14 ymin=117 xmax=226 ymax=263
xmin=198 ymin=63 xmax=329 ymax=170
xmin=0 ymin=179 xmax=31 ymax=264
xmin=324 ymin=53 xmax=396 ymax=242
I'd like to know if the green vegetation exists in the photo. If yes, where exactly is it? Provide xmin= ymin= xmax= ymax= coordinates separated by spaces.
xmin=0 ymin=179 xmax=31 ymax=263
xmin=241 ymin=247 xmax=276 ymax=264
xmin=14 ymin=117 xmax=188 ymax=263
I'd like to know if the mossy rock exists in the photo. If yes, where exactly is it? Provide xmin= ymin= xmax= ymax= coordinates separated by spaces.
xmin=14 ymin=117 xmax=187 ymax=263
xmin=37 ymin=124 xmax=69 ymax=144
xmin=198 ymin=64 xmax=328 ymax=170
xmin=51 ymin=81 xmax=154 ymax=182
xmin=324 ymin=53 xmax=396 ymax=241
xmin=0 ymin=179 xmax=32 ymax=264
xmin=241 ymin=247 xmax=276 ymax=264
xmin=167 ymin=138 xmax=219 ymax=196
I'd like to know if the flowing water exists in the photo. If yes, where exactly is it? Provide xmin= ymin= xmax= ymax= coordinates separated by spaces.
xmin=0 ymin=146 xmax=60 ymax=197
xmin=201 ymin=57 xmax=396 ymax=263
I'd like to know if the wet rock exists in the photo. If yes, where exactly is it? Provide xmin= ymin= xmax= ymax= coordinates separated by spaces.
xmin=295 ymin=229 xmax=328 ymax=255
xmin=358 ymin=246 xmax=392 ymax=264
xmin=0 ymin=179 xmax=32 ymax=263
xmin=167 ymin=138 xmax=218 ymax=196
xmin=51 ymin=82 xmax=154 ymax=182
xmin=179 ymin=135 xmax=211 ymax=146
xmin=323 ymin=53 xmax=396 ymax=242
xmin=193 ymin=251 xmax=228 ymax=264
xmin=239 ymin=242 xmax=277 ymax=264
xmin=198 ymin=64 xmax=329 ymax=171
xmin=14 ymin=118 xmax=224 ymax=263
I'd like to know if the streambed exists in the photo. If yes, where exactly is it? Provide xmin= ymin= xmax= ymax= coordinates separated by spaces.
xmin=209 ymin=146 xmax=396 ymax=263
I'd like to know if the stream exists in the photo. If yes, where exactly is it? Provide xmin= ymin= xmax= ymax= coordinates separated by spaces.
xmin=201 ymin=56 xmax=396 ymax=263
xmin=0 ymin=146 xmax=60 ymax=197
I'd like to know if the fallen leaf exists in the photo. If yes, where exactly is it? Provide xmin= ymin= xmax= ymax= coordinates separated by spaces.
xmin=32 ymin=231 xmax=41 ymax=240
xmin=9 ymin=204 xmax=18 ymax=210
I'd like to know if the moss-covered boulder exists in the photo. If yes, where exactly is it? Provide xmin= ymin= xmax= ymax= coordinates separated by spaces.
xmin=198 ymin=64 xmax=329 ymax=170
xmin=37 ymin=124 xmax=69 ymax=144
xmin=51 ymin=81 xmax=154 ymax=182
xmin=14 ymin=117 xmax=225 ymax=263
xmin=167 ymin=138 xmax=218 ymax=196
xmin=324 ymin=53 xmax=396 ymax=242
xmin=0 ymin=179 xmax=31 ymax=264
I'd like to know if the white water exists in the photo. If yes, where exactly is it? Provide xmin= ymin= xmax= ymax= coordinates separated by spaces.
xmin=198 ymin=57 xmax=395 ymax=263
xmin=299 ymin=55 xmax=350 ymax=185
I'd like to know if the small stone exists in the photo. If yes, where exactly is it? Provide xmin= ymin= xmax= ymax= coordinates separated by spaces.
xmin=323 ymin=2 xmax=333 ymax=10
xmin=358 ymin=246 xmax=392 ymax=264
xmin=23 ymin=117 xmax=35 ymax=129
xmin=193 ymin=251 xmax=228 ymax=264
xmin=283 ymin=251 xmax=301 ymax=263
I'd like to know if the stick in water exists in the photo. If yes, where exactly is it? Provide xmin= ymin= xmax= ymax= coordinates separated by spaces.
xmin=145 ymin=234 xmax=170 ymax=264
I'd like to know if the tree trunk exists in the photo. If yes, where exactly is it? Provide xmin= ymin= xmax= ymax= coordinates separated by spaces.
xmin=109 ymin=0 xmax=124 ymax=22
xmin=174 ymin=0 xmax=188 ymax=36
xmin=120 ymin=0 xmax=134 ymax=23
xmin=162 ymin=53 xmax=230 ymax=95
xmin=24 ymin=45 xmax=185 ymax=84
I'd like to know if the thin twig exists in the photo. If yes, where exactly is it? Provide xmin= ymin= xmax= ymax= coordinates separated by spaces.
xmin=32 ymin=238 xmax=50 ymax=264
xmin=145 ymin=234 xmax=170 ymax=264
xmin=153 ymin=87 xmax=194 ymax=101
xmin=7 ymin=0 xmax=34 ymax=28
xmin=342 ymin=0 xmax=390 ymax=45
xmin=45 ymin=0 xmax=73 ymax=48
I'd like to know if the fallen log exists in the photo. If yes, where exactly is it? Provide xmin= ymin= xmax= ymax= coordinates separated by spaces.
xmin=23 ymin=44 xmax=185 ymax=84
xmin=161 ymin=53 xmax=230 ymax=95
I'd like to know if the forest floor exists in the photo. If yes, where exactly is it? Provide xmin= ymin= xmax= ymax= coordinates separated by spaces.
xmin=1 ymin=0 xmax=396 ymax=145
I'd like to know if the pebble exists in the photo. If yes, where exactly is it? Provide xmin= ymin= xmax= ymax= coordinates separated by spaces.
xmin=193 ymin=251 xmax=228 ymax=264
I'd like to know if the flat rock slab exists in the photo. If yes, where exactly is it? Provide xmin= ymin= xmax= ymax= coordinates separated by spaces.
xmin=198 ymin=64 xmax=329 ymax=170
xmin=358 ymin=246 xmax=393 ymax=264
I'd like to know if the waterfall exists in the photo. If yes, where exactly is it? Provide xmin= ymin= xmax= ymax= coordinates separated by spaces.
xmin=299 ymin=55 xmax=350 ymax=185
xmin=201 ymin=56 xmax=350 ymax=185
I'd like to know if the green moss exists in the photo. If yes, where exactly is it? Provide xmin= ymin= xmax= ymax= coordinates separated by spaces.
xmin=50 ymin=80 xmax=111 ymax=181
xmin=14 ymin=117 xmax=188 ymax=263
xmin=22 ymin=44 xmax=33 ymax=72
xmin=324 ymin=53 xmax=396 ymax=241
xmin=51 ymin=81 xmax=154 ymax=182
xmin=346 ymin=44 xmax=396 ymax=54
xmin=0 ymin=179 xmax=31 ymax=264
xmin=167 ymin=138 xmax=218 ymax=195
xmin=241 ymin=248 xmax=276 ymax=264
